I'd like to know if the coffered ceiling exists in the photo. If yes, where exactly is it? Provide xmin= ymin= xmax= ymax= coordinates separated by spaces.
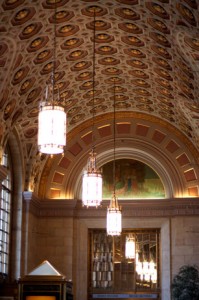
xmin=0 ymin=0 xmax=199 ymax=198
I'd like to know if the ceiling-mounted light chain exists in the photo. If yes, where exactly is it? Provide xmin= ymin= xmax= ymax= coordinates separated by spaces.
xmin=38 ymin=3 xmax=66 ymax=155
xmin=82 ymin=6 xmax=102 ymax=207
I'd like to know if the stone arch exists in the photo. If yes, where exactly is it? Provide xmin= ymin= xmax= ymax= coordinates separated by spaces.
xmin=38 ymin=112 xmax=199 ymax=200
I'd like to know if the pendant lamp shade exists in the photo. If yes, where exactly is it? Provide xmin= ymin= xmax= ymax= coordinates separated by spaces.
xmin=38 ymin=103 xmax=66 ymax=155
xmin=82 ymin=149 xmax=102 ymax=207
xmin=107 ymin=193 xmax=122 ymax=236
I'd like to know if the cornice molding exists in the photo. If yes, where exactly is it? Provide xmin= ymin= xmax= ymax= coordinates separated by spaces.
xmin=23 ymin=193 xmax=199 ymax=218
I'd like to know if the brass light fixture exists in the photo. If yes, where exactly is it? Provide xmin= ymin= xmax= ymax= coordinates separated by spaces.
xmin=38 ymin=3 xmax=66 ymax=155
xmin=82 ymin=7 xmax=102 ymax=207
xmin=106 ymin=81 xmax=122 ymax=235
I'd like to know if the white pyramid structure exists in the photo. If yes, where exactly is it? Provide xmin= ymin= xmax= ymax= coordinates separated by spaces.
xmin=28 ymin=260 xmax=63 ymax=277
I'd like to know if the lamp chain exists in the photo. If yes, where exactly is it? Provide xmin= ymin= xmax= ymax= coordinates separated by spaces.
xmin=113 ymin=80 xmax=116 ymax=199
xmin=91 ymin=8 xmax=96 ymax=151
xmin=52 ymin=2 xmax=57 ymax=105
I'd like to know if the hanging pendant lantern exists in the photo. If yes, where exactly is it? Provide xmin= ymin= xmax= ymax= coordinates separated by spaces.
xmin=106 ymin=80 xmax=122 ymax=235
xmin=82 ymin=148 xmax=102 ymax=207
xmin=38 ymin=101 xmax=66 ymax=155
xmin=125 ymin=235 xmax=135 ymax=259
xmin=81 ymin=7 xmax=102 ymax=207
xmin=37 ymin=4 xmax=66 ymax=155
xmin=107 ymin=192 xmax=122 ymax=236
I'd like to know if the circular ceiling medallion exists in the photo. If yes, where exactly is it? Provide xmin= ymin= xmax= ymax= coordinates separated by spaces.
xmin=145 ymin=2 xmax=170 ymax=19
xmin=12 ymin=66 xmax=29 ymax=85
xmin=42 ymin=0 xmax=69 ymax=9
xmin=115 ymin=7 xmax=140 ymax=20
xmin=27 ymin=108 xmax=38 ymax=118
xmin=19 ymin=78 xmax=35 ymax=95
xmin=110 ymin=95 xmax=129 ymax=101
xmin=116 ymin=0 xmax=138 ymax=4
xmin=19 ymin=22 xmax=42 ymax=39
xmin=70 ymin=113 xmax=85 ymax=125
xmin=98 ymin=57 xmax=120 ymax=65
xmin=115 ymin=101 xmax=131 ymax=109
xmin=65 ymin=98 xmax=78 ymax=109
xmin=57 ymin=24 xmax=79 ymax=37
xmin=133 ymin=88 xmax=151 ymax=96
xmin=131 ymin=79 xmax=150 ymax=88
xmin=40 ymin=62 xmax=54 ymax=74
xmin=149 ymin=32 xmax=171 ymax=47
xmin=176 ymin=3 xmax=197 ymax=26
xmin=176 ymin=60 xmax=194 ymax=78
xmin=2 ymin=0 xmax=25 ymax=10
xmin=151 ymin=45 xmax=172 ymax=59
xmin=178 ymin=84 xmax=194 ymax=99
xmin=26 ymin=87 xmax=42 ymax=104
xmin=27 ymin=36 xmax=49 ymax=52
xmin=127 ymin=59 xmax=148 ymax=69
xmin=147 ymin=18 xmax=170 ymax=34
xmin=184 ymin=102 xmax=199 ymax=113
xmin=152 ymin=57 xmax=172 ymax=70
xmin=71 ymin=61 xmax=92 ymax=71
xmin=83 ymin=90 xmax=101 ymax=99
xmin=4 ymin=99 xmax=16 ymax=120
xmin=157 ymin=87 xmax=173 ymax=99
xmin=80 ymin=81 xmax=93 ymax=90
xmin=124 ymin=48 xmax=146 ymax=58
xmin=184 ymin=36 xmax=199 ymax=50
xmin=128 ymin=70 xmax=149 ymax=79
xmin=157 ymin=96 xmax=174 ymax=104
xmin=96 ymin=45 xmax=117 ymax=55
xmin=93 ymin=33 xmax=114 ymax=43
xmin=67 ymin=50 xmax=88 ymax=61
xmin=34 ymin=49 xmax=53 ymax=64
xmin=134 ymin=97 xmax=153 ymax=104
xmin=24 ymin=127 xmax=37 ymax=138
xmin=136 ymin=104 xmax=154 ymax=112
xmin=101 ymin=67 xmax=123 ymax=75
xmin=108 ymin=86 xmax=127 ymax=93
xmin=154 ymin=68 xmax=173 ymax=80
xmin=61 ymin=37 xmax=83 ymax=50
xmin=86 ymin=20 xmax=111 ymax=31
xmin=60 ymin=90 xmax=74 ymax=99
xmin=91 ymin=105 xmax=107 ymax=114
xmin=105 ymin=77 xmax=125 ymax=84
xmin=11 ymin=7 xmax=35 ymax=25
xmin=76 ymin=71 xmax=92 ymax=81
xmin=87 ymin=98 xmax=104 ymax=106
xmin=118 ymin=22 xmax=143 ymax=34
xmin=121 ymin=36 xmax=144 ymax=47
xmin=11 ymin=108 xmax=23 ymax=126
xmin=82 ymin=5 xmax=108 ymax=17
xmin=49 ymin=10 xmax=74 ymax=23
xmin=155 ymin=78 xmax=173 ymax=90
xmin=68 ymin=106 xmax=82 ymax=117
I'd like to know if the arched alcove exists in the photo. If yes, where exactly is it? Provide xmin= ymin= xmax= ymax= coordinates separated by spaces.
xmin=37 ymin=112 xmax=199 ymax=200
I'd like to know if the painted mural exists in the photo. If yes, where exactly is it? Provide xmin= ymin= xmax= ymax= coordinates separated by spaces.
xmin=102 ymin=159 xmax=165 ymax=199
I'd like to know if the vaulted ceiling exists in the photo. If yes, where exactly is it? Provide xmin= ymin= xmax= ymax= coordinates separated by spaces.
xmin=1 ymin=0 xmax=199 ymax=199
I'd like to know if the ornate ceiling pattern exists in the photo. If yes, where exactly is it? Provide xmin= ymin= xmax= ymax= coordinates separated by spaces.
xmin=0 ymin=0 xmax=199 ymax=197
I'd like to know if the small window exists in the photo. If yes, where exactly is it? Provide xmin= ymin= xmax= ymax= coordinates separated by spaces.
xmin=0 ymin=147 xmax=12 ymax=275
